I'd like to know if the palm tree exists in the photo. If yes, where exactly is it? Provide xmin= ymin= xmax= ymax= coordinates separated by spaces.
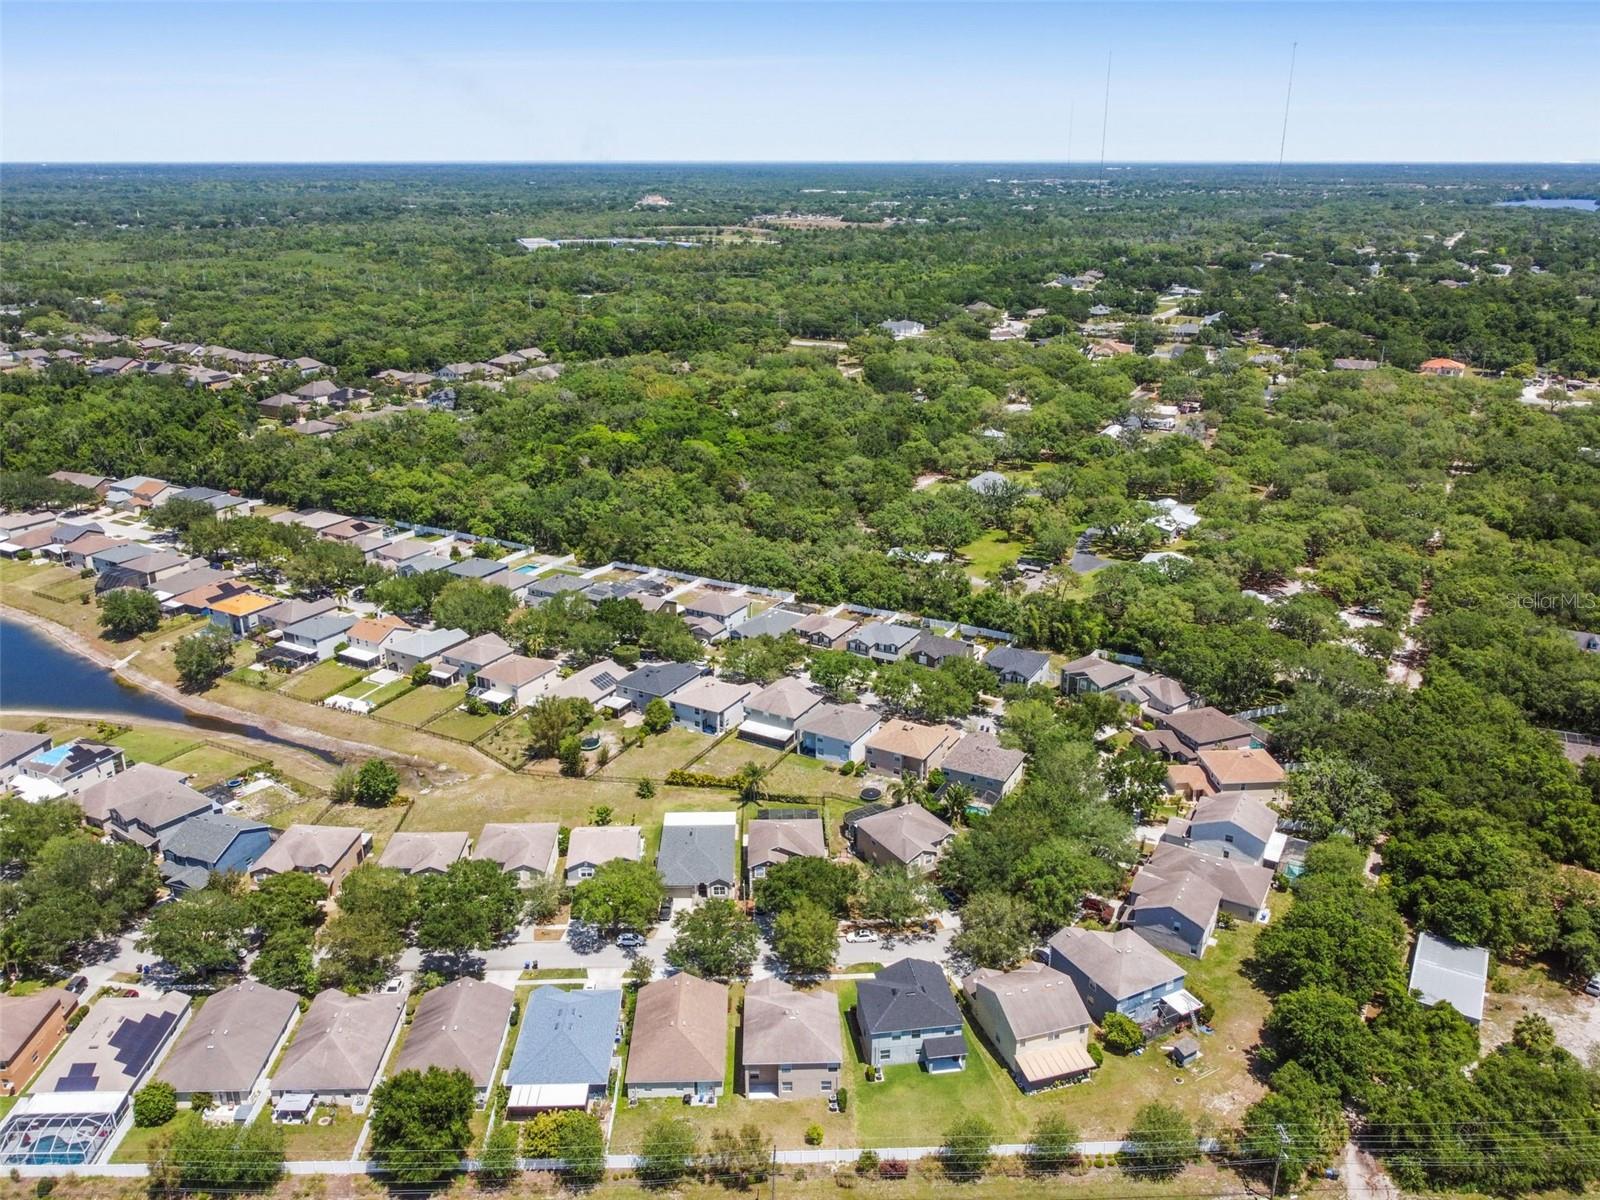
xmin=888 ymin=771 xmax=923 ymax=808
xmin=734 ymin=761 xmax=769 ymax=807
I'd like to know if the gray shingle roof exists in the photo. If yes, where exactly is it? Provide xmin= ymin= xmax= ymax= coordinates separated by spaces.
xmin=157 ymin=982 xmax=299 ymax=1095
xmin=657 ymin=816 xmax=737 ymax=888
xmin=856 ymin=959 xmax=960 ymax=1036
xmin=507 ymin=987 xmax=622 ymax=1086
xmin=619 ymin=661 xmax=703 ymax=699
xmin=392 ymin=978 xmax=514 ymax=1086
xmin=984 ymin=644 xmax=1051 ymax=679
xmin=161 ymin=811 xmax=271 ymax=866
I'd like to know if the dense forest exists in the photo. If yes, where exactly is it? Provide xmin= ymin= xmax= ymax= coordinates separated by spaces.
xmin=4 ymin=165 xmax=1600 ymax=1192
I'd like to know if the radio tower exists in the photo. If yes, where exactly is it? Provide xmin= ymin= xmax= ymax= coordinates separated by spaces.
xmin=1098 ymin=51 xmax=1112 ymax=198
xmin=1274 ymin=41 xmax=1299 ymax=188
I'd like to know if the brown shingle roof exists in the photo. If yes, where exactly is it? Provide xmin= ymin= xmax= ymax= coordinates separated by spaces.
xmin=391 ymin=979 xmax=514 ymax=1086
xmin=626 ymin=974 xmax=728 ymax=1085
xmin=742 ymin=978 xmax=842 ymax=1067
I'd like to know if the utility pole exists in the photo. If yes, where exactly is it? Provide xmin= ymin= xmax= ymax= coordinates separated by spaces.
xmin=1271 ymin=1122 xmax=1290 ymax=1197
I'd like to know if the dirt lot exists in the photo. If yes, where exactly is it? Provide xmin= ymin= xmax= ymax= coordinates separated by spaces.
xmin=1481 ymin=960 xmax=1600 ymax=1060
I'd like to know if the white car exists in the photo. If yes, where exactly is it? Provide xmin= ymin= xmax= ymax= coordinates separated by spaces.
xmin=844 ymin=928 xmax=878 ymax=944
xmin=616 ymin=932 xmax=646 ymax=949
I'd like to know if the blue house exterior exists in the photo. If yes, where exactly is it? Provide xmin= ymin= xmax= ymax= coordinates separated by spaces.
xmin=1046 ymin=927 xmax=1191 ymax=1025
xmin=505 ymin=987 xmax=623 ymax=1116
xmin=160 ymin=812 xmax=276 ymax=891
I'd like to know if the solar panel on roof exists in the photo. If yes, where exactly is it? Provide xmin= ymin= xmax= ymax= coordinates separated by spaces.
xmin=108 ymin=1010 xmax=181 ymax=1076
xmin=53 ymin=1063 xmax=100 ymax=1093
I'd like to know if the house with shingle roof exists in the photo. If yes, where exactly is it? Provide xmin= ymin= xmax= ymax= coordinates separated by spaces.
xmin=338 ymin=614 xmax=412 ymax=667
xmin=738 ymin=676 xmax=822 ymax=747
xmin=1157 ymin=707 xmax=1255 ymax=756
xmin=964 ymin=962 xmax=1095 ymax=1090
xmin=680 ymin=590 xmax=752 ymax=630
xmin=794 ymin=703 xmax=881 ymax=765
xmin=728 ymin=607 xmax=806 ymax=641
xmin=906 ymin=630 xmax=978 ymax=669
xmin=379 ymin=831 xmax=470 ymax=876
xmin=846 ymin=803 xmax=954 ymax=873
xmin=793 ymin=611 xmax=856 ymax=650
xmin=156 ymin=982 xmax=299 ymax=1105
xmin=658 ymin=812 xmax=738 ymax=900
xmin=0 ymin=988 xmax=75 ymax=1097
xmin=1163 ymin=792 xmax=1277 ymax=863
xmin=249 ymin=824 xmax=369 ymax=892
xmin=1045 ymin=926 xmax=1193 ymax=1024
xmin=741 ymin=978 xmax=843 ymax=1097
xmin=668 ymin=675 xmax=756 ymax=734
xmin=746 ymin=814 xmax=826 ymax=887
xmin=615 ymin=661 xmax=705 ymax=712
xmin=506 ymin=987 xmax=623 ymax=1115
xmin=471 ymin=654 xmax=560 ymax=711
xmin=76 ymin=763 xmax=213 ymax=849
xmin=391 ymin=979 xmax=514 ymax=1102
xmin=938 ymin=732 xmax=1026 ymax=802
xmin=550 ymin=658 xmax=625 ymax=706
xmin=276 ymin=612 xmax=357 ymax=665
xmin=864 ymin=720 xmax=956 ymax=780
xmin=473 ymin=822 xmax=560 ymax=884
xmin=847 ymin=621 xmax=920 ymax=663
xmin=160 ymin=811 xmax=276 ymax=892
xmin=1126 ymin=843 xmax=1273 ymax=958
xmin=855 ymin=959 xmax=965 ymax=1072
xmin=384 ymin=626 xmax=469 ymax=675
xmin=984 ymin=644 xmax=1052 ymax=687
xmin=271 ymin=990 xmax=405 ymax=1107
xmin=0 ymin=731 xmax=52 ymax=786
xmin=434 ymin=632 xmax=513 ymax=683
xmin=565 ymin=826 xmax=643 ymax=883
xmin=1197 ymin=747 xmax=1285 ymax=794
xmin=17 ymin=740 xmax=124 ymax=798
xmin=626 ymin=974 xmax=728 ymax=1100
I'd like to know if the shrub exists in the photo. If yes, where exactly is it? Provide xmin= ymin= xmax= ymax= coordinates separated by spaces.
xmin=665 ymin=767 xmax=741 ymax=789
xmin=836 ymin=1086 xmax=849 ymax=1113
xmin=879 ymin=1160 xmax=909 ymax=1180
xmin=855 ymin=1150 xmax=880 ymax=1177
xmin=941 ymin=1114 xmax=995 ymax=1180
xmin=190 ymin=1091 xmax=214 ymax=1116
xmin=1087 ymin=1040 xmax=1104 ymax=1066
xmin=133 ymin=1081 xmax=177 ymax=1127
xmin=1100 ymin=1011 xmax=1144 ymax=1054
xmin=35 ymin=1180 xmax=55 ymax=1199
xmin=805 ymin=1124 xmax=825 ymax=1146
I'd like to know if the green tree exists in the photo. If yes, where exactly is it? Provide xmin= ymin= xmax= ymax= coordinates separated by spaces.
xmin=0 ymin=835 xmax=159 ymax=976
xmin=666 ymin=898 xmax=759 ymax=979
xmin=134 ymin=1081 xmax=177 ymax=1127
xmin=368 ymin=1066 xmax=476 ymax=1182
xmin=97 ymin=587 xmax=160 ymax=638
xmin=174 ymin=627 xmax=235 ymax=691
xmin=149 ymin=1114 xmax=285 ymax=1191
xmin=857 ymin=864 xmax=934 ymax=929
xmin=772 ymin=899 xmax=837 ymax=976
xmin=1241 ymin=1064 xmax=1349 ymax=1191
xmin=637 ymin=1117 xmax=697 ymax=1188
xmin=570 ymin=859 xmax=665 ymax=934
xmin=940 ymin=1114 xmax=995 ymax=1180
xmin=755 ymin=856 xmax=858 ymax=918
xmin=1122 ymin=1104 xmax=1195 ymax=1177
xmin=557 ymin=1109 xmax=606 ymax=1187
xmin=1099 ymin=1011 xmax=1144 ymax=1054
xmin=1261 ymin=986 xmax=1374 ymax=1100
xmin=328 ymin=765 xmax=359 ymax=805
xmin=807 ymin=650 xmax=868 ymax=700
xmin=1025 ymin=1112 xmax=1081 ymax=1175
xmin=137 ymin=885 xmax=252 ymax=981
xmin=642 ymin=697 xmax=673 ymax=734
xmin=0 ymin=796 xmax=80 ymax=869
xmin=317 ymin=908 xmax=407 ymax=992
xmin=476 ymin=1121 xmax=520 ymax=1188
xmin=558 ymin=734 xmax=586 ymax=777
xmin=431 ymin=577 xmax=515 ymax=637
xmin=415 ymin=857 xmax=524 ymax=967
xmin=355 ymin=758 xmax=400 ymax=806
xmin=704 ymin=1123 xmax=773 ymax=1190
xmin=1285 ymin=753 xmax=1393 ymax=845
xmin=950 ymin=891 xmax=1034 ymax=968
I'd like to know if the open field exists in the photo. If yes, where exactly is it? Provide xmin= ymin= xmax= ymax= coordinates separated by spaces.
xmin=959 ymin=529 xmax=1026 ymax=576
xmin=162 ymin=742 xmax=267 ymax=787
xmin=765 ymin=753 xmax=874 ymax=803
xmin=597 ymin=726 xmax=708 ymax=778
xmin=425 ymin=705 xmax=506 ymax=742
xmin=108 ymin=726 xmax=201 ymax=764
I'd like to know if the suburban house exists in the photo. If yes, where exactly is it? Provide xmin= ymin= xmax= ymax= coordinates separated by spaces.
xmin=16 ymin=740 xmax=125 ymax=798
xmin=1059 ymin=654 xmax=1193 ymax=715
xmin=1197 ymin=748 xmax=1285 ymax=794
xmin=275 ymin=613 xmax=358 ymax=666
xmin=740 ymin=978 xmax=843 ymax=1097
xmin=793 ymin=612 xmax=856 ymax=649
xmin=106 ymin=476 xmax=179 ymax=510
xmin=728 ymin=607 xmax=805 ymax=641
xmin=48 ymin=470 xmax=111 ymax=496
xmin=1163 ymin=792 xmax=1277 ymax=863
xmin=338 ymin=615 xmax=412 ymax=667
xmin=984 ymin=644 xmax=1053 ymax=687
xmin=668 ymin=675 xmax=756 ymax=734
xmin=794 ymin=703 xmax=881 ymax=764
xmin=855 ymin=960 xmax=966 ymax=1073
xmin=77 ymin=762 xmax=213 ymax=848
xmin=0 ymin=730 xmax=51 ymax=785
xmin=159 ymin=812 xmax=276 ymax=892
xmin=434 ymin=632 xmax=513 ymax=684
xmin=445 ymin=557 xmax=513 ymax=585
xmin=1408 ymin=932 xmax=1489 ymax=1025
xmin=550 ymin=658 xmax=625 ymax=706
xmin=745 ymin=812 xmax=826 ymax=888
xmin=614 ymin=662 xmax=705 ymax=712
xmin=469 ymin=654 xmax=559 ymax=711
xmin=738 ymin=676 xmax=823 ymax=747
xmin=1157 ymin=708 xmax=1256 ymax=756
xmin=847 ymin=621 xmax=920 ymax=663
xmin=1419 ymin=357 xmax=1468 ymax=377
xmin=505 ymin=987 xmax=623 ymax=1115
xmin=864 ymin=719 xmax=956 ymax=779
xmin=1126 ymin=843 xmax=1274 ymax=958
xmin=905 ymin=630 xmax=978 ymax=668
xmin=371 ymin=539 xmax=432 ymax=569
xmin=0 ymin=989 xmax=75 ymax=1096
xmin=523 ymin=572 xmax=591 ymax=604
xmin=472 ymin=822 xmax=560 ymax=884
xmin=249 ymin=824 xmax=370 ymax=892
xmin=256 ymin=597 xmax=338 ymax=634
xmin=963 ymin=962 xmax=1096 ymax=1090
xmin=658 ymin=811 xmax=739 ymax=900
xmin=880 ymin=319 xmax=925 ymax=339
xmin=846 ymin=803 xmax=954 ymax=873
xmin=391 ymin=979 xmax=515 ymax=1104
xmin=938 ymin=732 xmax=1027 ymax=803
xmin=378 ymin=831 xmax=470 ymax=876
xmin=565 ymin=825 xmax=643 ymax=883
xmin=626 ymin=974 xmax=729 ymax=1102
xmin=156 ymin=982 xmax=300 ymax=1107
xmin=270 ymin=990 xmax=406 ymax=1111
xmin=384 ymin=627 xmax=469 ymax=675
xmin=99 ymin=549 xmax=200 ymax=591
xmin=1045 ymin=926 xmax=1196 ymax=1026
xmin=679 ymin=591 xmax=752 ymax=631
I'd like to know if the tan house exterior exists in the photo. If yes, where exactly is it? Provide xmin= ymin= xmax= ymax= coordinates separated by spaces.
xmin=0 ymin=989 xmax=74 ymax=1095
xmin=963 ymin=963 xmax=1096 ymax=1091
xmin=740 ymin=978 xmax=842 ymax=1098
xmin=863 ymin=720 xmax=955 ymax=779
xmin=249 ymin=824 xmax=369 ymax=893
xmin=848 ymin=804 xmax=954 ymax=873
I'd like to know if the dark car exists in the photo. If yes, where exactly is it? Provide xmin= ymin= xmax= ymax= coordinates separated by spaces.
xmin=65 ymin=974 xmax=88 ymax=994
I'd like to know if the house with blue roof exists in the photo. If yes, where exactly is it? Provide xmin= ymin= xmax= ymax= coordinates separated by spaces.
xmin=161 ymin=812 xmax=277 ymax=892
xmin=504 ymin=987 xmax=623 ymax=1116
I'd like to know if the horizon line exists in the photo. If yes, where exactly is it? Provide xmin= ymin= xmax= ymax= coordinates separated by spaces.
xmin=4 ymin=159 xmax=1598 ymax=169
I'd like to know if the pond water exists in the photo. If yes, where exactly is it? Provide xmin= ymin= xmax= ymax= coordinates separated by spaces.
xmin=1495 ymin=198 xmax=1598 ymax=211
xmin=0 ymin=614 xmax=192 ymax=721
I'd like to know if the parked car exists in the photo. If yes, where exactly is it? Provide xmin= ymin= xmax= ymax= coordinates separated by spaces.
xmin=658 ymin=899 xmax=673 ymax=922
xmin=65 ymin=974 xmax=88 ymax=994
xmin=844 ymin=928 xmax=878 ymax=944
xmin=1584 ymin=973 xmax=1600 ymax=998
xmin=617 ymin=931 xmax=646 ymax=949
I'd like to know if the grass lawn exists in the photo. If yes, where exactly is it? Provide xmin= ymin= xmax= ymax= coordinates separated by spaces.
xmin=597 ymin=727 xmax=707 ymax=779
xmin=342 ymin=675 xmax=416 ymax=709
xmin=109 ymin=726 xmax=200 ymax=765
xmin=37 ymin=574 xmax=94 ymax=603
xmin=425 ymin=705 xmax=505 ymax=742
xmin=317 ymin=801 xmax=408 ymax=851
xmin=227 ymin=662 xmax=288 ymax=691
xmin=281 ymin=659 xmax=366 ymax=702
xmin=525 ymin=967 xmax=589 ymax=980
xmin=378 ymin=682 xmax=469 ymax=728
xmin=263 ymin=1105 xmax=367 ymax=1159
xmin=110 ymin=1118 xmax=177 ymax=1163
xmin=162 ymin=743 xmax=266 ymax=788
xmin=959 ymin=529 xmax=1026 ymax=576
xmin=765 ymin=753 xmax=874 ymax=803
xmin=693 ymin=736 xmax=784 ymax=779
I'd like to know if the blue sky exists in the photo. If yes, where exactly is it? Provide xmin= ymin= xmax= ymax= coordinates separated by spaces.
xmin=2 ymin=1 xmax=1596 ymax=163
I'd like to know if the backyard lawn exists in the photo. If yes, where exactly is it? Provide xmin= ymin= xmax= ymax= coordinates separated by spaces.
xmin=693 ymin=735 xmax=785 ymax=779
xmin=109 ymin=726 xmax=201 ymax=764
xmin=162 ymin=743 xmax=266 ymax=788
xmin=765 ymin=753 xmax=874 ymax=802
xmin=424 ymin=705 xmax=506 ymax=742
xmin=598 ymin=727 xmax=708 ymax=779
xmin=378 ymin=683 xmax=469 ymax=728
xmin=261 ymin=1105 xmax=367 ymax=1160
xmin=958 ymin=529 xmax=1026 ymax=576
xmin=340 ymin=675 xmax=416 ymax=709
xmin=281 ymin=659 xmax=366 ymax=702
